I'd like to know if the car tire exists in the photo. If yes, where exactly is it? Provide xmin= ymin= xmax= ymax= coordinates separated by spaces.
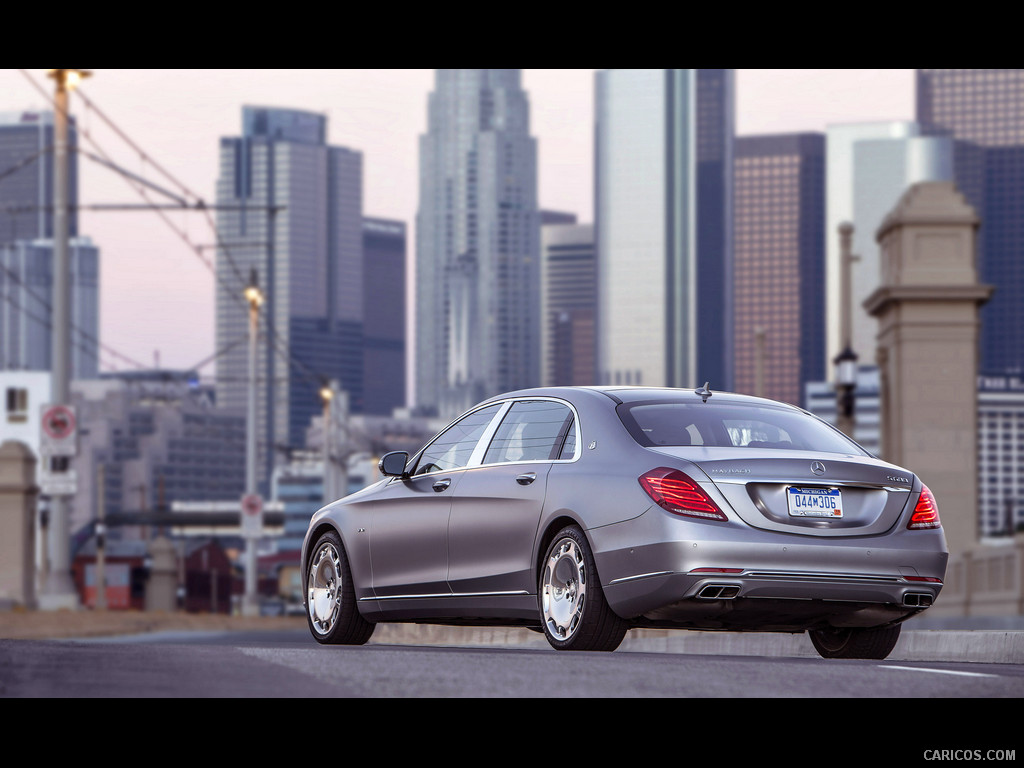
xmin=306 ymin=530 xmax=375 ymax=645
xmin=539 ymin=525 xmax=628 ymax=652
xmin=809 ymin=623 xmax=902 ymax=659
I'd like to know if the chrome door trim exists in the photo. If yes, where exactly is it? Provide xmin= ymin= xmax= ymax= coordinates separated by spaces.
xmin=361 ymin=589 xmax=531 ymax=602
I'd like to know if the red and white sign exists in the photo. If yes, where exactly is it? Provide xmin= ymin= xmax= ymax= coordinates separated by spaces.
xmin=241 ymin=493 xmax=264 ymax=538
xmin=40 ymin=404 xmax=77 ymax=456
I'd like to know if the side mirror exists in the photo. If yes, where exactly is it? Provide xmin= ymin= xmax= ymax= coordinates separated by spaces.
xmin=379 ymin=451 xmax=409 ymax=478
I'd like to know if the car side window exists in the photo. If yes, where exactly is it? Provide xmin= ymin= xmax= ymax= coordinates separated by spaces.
xmin=412 ymin=404 xmax=502 ymax=475
xmin=483 ymin=400 xmax=576 ymax=464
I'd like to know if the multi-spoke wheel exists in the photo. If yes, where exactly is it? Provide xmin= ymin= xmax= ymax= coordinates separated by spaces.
xmin=809 ymin=624 xmax=901 ymax=659
xmin=306 ymin=530 xmax=374 ymax=645
xmin=539 ymin=525 xmax=627 ymax=651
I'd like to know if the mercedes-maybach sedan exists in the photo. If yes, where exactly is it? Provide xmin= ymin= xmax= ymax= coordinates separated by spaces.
xmin=302 ymin=386 xmax=947 ymax=659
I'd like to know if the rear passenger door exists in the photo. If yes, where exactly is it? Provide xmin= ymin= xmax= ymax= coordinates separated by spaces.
xmin=446 ymin=399 xmax=578 ymax=597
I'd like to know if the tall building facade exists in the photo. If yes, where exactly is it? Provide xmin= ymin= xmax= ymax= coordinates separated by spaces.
xmin=216 ymin=107 xmax=363 ymax=491
xmin=824 ymin=121 xmax=952 ymax=372
xmin=1 ymin=112 xmax=99 ymax=380
xmin=362 ymin=217 xmax=406 ymax=415
xmin=733 ymin=133 xmax=825 ymax=407
xmin=416 ymin=70 xmax=540 ymax=418
xmin=0 ymin=111 xmax=78 ymax=246
xmin=917 ymin=69 xmax=1024 ymax=376
xmin=0 ymin=238 xmax=99 ymax=378
xmin=595 ymin=69 xmax=734 ymax=391
xmin=541 ymin=219 xmax=596 ymax=387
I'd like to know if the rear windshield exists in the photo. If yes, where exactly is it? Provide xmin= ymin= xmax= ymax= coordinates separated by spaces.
xmin=616 ymin=401 xmax=869 ymax=456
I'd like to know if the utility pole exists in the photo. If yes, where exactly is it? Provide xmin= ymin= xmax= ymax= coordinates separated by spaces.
xmin=95 ymin=463 xmax=107 ymax=610
xmin=242 ymin=268 xmax=263 ymax=616
xmin=834 ymin=222 xmax=859 ymax=438
xmin=320 ymin=381 xmax=334 ymax=505
xmin=41 ymin=69 xmax=89 ymax=609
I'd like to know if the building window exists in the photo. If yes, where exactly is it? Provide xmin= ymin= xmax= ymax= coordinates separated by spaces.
xmin=5 ymin=387 xmax=28 ymax=423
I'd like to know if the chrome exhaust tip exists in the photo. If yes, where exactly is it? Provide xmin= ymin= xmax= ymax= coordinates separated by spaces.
xmin=697 ymin=584 xmax=740 ymax=600
xmin=903 ymin=592 xmax=933 ymax=608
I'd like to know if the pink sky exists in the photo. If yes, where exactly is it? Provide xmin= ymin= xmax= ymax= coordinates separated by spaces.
xmin=0 ymin=69 xmax=915 ymax=381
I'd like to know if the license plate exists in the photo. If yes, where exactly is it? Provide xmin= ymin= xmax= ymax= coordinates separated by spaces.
xmin=787 ymin=487 xmax=843 ymax=518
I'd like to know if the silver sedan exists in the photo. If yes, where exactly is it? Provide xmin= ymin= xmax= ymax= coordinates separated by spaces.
xmin=301 ymin=386 xmax=947 ymax=659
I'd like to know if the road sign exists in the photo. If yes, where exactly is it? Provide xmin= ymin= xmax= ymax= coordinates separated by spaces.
xmin=40 ymin=403 xmax=77 ymax=456
xmin=241 ymin=493 xmax=263 ymax=538
xmin=40 ymin=464 xmax=77 ymax=496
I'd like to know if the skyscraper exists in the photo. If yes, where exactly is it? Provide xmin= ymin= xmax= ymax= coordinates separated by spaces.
xmin=595 ymin=69 xmax=734 ymax=391
xmin=733 ymin=133 xmax=825 ymax=407
xmin=0 ymin=237 xmax=99 ymax=378
xmin=0 ymin=112 xmax=98 ymax=379
xmin=917 ymin=69 xmax=1024 ymax=377
xmin=362 ymin=217 xmax=406 ymax=415
xmin=216 ymin=107 xmax=363 ymax=490
xmin=541 ymin=218 xmax=596 ymax=387
xmin=0 ymin=111 xmax=78 ymax=246
xmin=416 ymin=70 xmax=540 ymax=418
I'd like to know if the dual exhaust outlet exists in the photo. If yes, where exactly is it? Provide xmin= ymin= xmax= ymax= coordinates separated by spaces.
xmin=697 ymin=584 xmax=740 ymax=600
xmin=903 ymin=592 xmax=933 ymax=608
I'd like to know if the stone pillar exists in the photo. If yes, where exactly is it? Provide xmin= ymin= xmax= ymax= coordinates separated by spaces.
xmin=145 ymin=535 xmax=177 ymax=612
xmin=864 ymin=181 xmax=993 ymax=559
xmin=0 ymin=441 xmax=38 ymax=609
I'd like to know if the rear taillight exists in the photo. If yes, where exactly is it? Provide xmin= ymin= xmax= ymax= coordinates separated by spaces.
xmin=908 ymin=484 xmax=941 ymax=530
xmin=639 ymin=467 xmax=727 ymax=521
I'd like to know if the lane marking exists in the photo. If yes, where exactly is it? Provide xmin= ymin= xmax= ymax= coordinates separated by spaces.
xmin=882 ymin=665 xmax=999 ymax=678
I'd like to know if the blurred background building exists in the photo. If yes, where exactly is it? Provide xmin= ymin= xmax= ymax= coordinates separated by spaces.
xmin=415 ymin=69 xmax=541 ymax=418
xmin=595 ymin=69 xmax=734 ymax=392
xmin=732 ymin=132 xmax=825 ymax=406
xmin=215 ymin=106 xmax=364 ymax=493
xmin=917 ymin=69 xmax=1024 ymax=379
xmin=540 ymin=212 xmax=596 ymax=387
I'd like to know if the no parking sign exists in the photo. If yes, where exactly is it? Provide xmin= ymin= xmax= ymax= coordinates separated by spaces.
xmin=40 ymin=404 xmax=77 ymax=456
xmin=241 ymin=493 xmax=263 ymax=538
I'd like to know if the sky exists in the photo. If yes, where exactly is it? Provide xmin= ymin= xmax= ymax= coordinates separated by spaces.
xmin=0 ymin=68 xmax=916 ymax=384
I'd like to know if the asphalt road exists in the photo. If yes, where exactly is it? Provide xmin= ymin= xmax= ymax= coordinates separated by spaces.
xmin=2 ymin=629 xmax=1023 ymax=699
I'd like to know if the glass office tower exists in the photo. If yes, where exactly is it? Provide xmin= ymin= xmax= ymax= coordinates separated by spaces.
xmin=917 ymin=69 xmax=1024 ymax=376
xmin=416 ymin=70 xmax=540 ymax=418
xmin=0 ymin=111 xmax=78 ymax=246
xmin=595 ymin=69 xmax=734 ymax=391
xmin=0 ymin=112 xmax=97 ymax=379
xmin=216 ymin=107 xmax=363 ymax=491
xmin=733 ymin=133 xmax=825 ymax=407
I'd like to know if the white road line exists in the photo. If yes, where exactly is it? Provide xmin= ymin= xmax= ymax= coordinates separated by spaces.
xmin=882 ymin=665 xmax=999 ymax=678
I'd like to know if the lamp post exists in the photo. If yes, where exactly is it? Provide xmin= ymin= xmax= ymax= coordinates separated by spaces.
xmin=320 ymin=381 xmax=334 ymax=504
xmin=41 ymin=69 xmax=89 ymax=609
xmin=243 ymin=268 xmax=263 ymax=616
xmin=835 ymin=222 xmax=860 ymax=438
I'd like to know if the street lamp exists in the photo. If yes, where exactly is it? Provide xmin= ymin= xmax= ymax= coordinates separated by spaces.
xmin=835 ymin=222 xmax=860 ymax=439
xmin=320 ymin=382 xmax=334 ymax=504
xmin=243 ymin=267 xmax=263 ymax=616
xmin=41 ymin=69 xmax=90 ymax=609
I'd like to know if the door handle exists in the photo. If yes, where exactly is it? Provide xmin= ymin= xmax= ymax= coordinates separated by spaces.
xmin=516 ymin=472 xmax=537 ymax=486
xmin=432 ymin=478 xmax=451 ymax=492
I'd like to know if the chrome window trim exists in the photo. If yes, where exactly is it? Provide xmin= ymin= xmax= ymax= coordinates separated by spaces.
xmin=405 ymin=396 xmax=583 ymax=478
xmin=475 ymin=396 xmax=583 ymax=468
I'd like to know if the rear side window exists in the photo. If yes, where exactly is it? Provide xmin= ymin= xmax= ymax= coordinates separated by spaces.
xmin=483 ymin=400 xmax=576 ymax=464
xmin=617 ymin=401 xmax=867 ymax=456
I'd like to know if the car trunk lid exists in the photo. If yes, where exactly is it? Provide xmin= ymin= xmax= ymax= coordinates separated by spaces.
xmin=648 ymin=447 xmax=915 ymax=537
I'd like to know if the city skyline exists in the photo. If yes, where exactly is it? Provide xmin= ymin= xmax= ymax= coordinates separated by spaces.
xmin=0 ymin=69 xmax=917 ymax=392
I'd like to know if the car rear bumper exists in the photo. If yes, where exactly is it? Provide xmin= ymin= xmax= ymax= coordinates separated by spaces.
xmin=590 ymin=508 xmax=948 ymax=629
